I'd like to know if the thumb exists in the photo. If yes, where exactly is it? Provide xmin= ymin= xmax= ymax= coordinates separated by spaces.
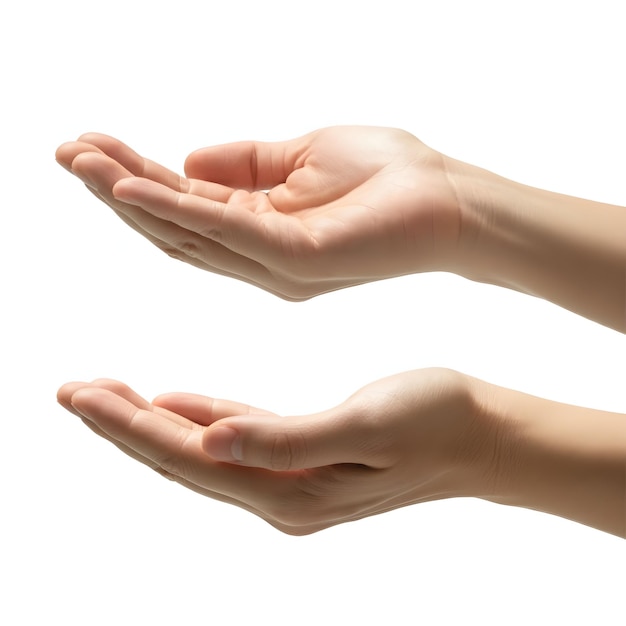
xmin=184 ymin=138 xmax=300 ymax=192
xmin=201 ymin=410 xmax=372 ymax=471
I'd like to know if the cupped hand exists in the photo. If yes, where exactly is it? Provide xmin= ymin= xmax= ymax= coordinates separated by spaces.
xmin=56 ymin=127 xmax=462 ymax=299
xmin=57 ymin=369 xmax=490 ymax=535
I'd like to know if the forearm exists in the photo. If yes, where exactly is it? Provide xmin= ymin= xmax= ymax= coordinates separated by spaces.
xmin=445 ymin=158 xmax=626 ymax=332
xmin=470 ymin=378 xmax=626 ymax=538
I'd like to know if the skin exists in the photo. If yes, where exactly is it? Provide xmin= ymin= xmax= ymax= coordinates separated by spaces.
xmin=57 ymin=369 xmax=486 ymax=536
xmin=55 ymin=128 xmax=462 ymax=299
xmin=55 ymin=126 xmax=626 ymax=537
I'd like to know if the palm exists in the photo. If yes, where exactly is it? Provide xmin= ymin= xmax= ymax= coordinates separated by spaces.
xmin=55 ymin=377 xmax=410 ymax=536
xmin=57 ymin=127 xmax=460 ymax=298
xmin=57 ymin=369 xmax=475 ymax=536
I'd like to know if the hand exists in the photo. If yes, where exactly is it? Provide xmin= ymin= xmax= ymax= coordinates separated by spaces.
xmin=57 ymin=369 xmax=489 ymax=535
xmin=55 ymin=127 xmax=462 ymax=299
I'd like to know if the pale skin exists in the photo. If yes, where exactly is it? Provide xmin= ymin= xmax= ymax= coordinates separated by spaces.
xmin=56 ymin=127 xmax=626 ymax=537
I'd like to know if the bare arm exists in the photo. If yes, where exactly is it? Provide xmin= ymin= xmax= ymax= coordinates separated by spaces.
xmin=55 ymin=128 xmax=626 ymax=537
xmin=445 ymin=158 xmax=626 ymax=332
xmin=471 ymin=377 xmax=626 ymax=538
xmin=57 ymin=371 xmax=626 ymax=538
xmin=56 ymin=126 xmax=626 ymax=329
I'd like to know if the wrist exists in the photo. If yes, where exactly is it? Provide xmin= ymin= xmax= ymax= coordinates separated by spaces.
xmin=443 ymin=155 xmax=626 ymax=331
xmin=471 ymin=379 xmax=626 ymax=537
xmin=442 ymin=156 xmax=534 ymax=288
xmin=446 ymin=374 xmax=523 ymax=501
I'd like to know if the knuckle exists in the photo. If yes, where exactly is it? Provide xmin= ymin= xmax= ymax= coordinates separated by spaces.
xmin=198 ymin=227 xmax=222 ymax=243
xmin=157 ymin=239 xmax=205 ymax=261
xmin=154 ymin=452 xmax=192 ymax=480
xmin=269 ymin=430 xmax=307 ymax=471
xmin=158 ymin=244 xmax=185 ymax=262
xmin=152 ymin=432 xmax=196 ymax=480
xmin=178 ymin=239 xmax=202 ymax=259
xmin=249 ymin=144 xmax=259 ymax=190
xmin=153 ymin=466 xmax=177 ymax=482
xmin=269 ymin=433 xmax=295 ymax=471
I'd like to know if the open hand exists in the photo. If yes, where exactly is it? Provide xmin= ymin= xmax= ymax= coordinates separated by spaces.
xmin=57 ymin=369 xmax=487 ymax=535
xmin=56 ymin=127 xmax=462 ymax=299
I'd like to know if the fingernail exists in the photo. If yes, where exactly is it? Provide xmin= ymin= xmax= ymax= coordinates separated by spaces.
xmin=203 ymin=426 xmax=242 ymax=462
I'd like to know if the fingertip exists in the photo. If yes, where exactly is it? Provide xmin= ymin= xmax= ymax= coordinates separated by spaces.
xmin=151 ymin=392 xmax=170 ymax=404
xmin=76 ymin=131 xmax=115 ymax=145
xmin=111 ymin=176 xmax=154 ymax=202
xmin=66 ymin=386 xmax=93 ymax=409
xmin=89 ymin=378 xmax=132 ymax=396
xmin=55 ymin=142 xmax=76 ymax=169
xmin=67 ymin=386 xmax=119 ymax=422
xmin=183 ymin=147 xmax=208 ymax=179
xmin=111 ymin=176 xmax=151 ymax=204
xmin=111 ymin=176 xmax=131 ymax=200
xmin=202 ymin=425 xmax=243 ymax=462
xmin=151 ymin=392 xmax=178 ymax=409
xmin=56 ymin=381 xmax=84 ymax=410
xmin=56 ymin=385 xmax=93 ymax=419
xmin=56 ymin=136 xmax=108 ymax=168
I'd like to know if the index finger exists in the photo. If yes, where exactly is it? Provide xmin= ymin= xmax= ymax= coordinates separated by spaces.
xmin=69 ymin=387 xmax=302 ymax=503
xmin=76 ymin=132 xmax=185 ymax=190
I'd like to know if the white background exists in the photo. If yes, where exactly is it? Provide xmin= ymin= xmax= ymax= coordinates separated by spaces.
xmin=2 ymin=1 xmax=625 ymax=624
